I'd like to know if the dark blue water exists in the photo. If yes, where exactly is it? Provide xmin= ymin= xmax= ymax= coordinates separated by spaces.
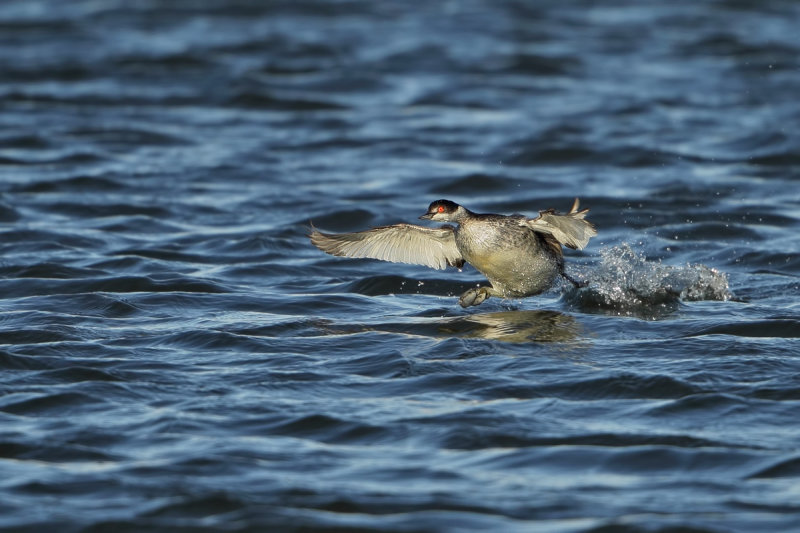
xmin=1 ymin=1 xmax=799 ymax=531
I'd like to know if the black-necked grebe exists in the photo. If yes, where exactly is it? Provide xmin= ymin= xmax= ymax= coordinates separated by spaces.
xmin=310 ymin=198 xmax=596 ymax=307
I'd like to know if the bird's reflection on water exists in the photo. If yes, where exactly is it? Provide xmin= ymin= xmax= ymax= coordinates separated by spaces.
xmin=321 ymin=308 xmax=585 ymax=345
xmin=438 ymin=309 xmax=583 ymax=343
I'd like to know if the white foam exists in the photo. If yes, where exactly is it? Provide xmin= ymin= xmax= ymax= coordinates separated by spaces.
xmin=566 ymin=243 xmax=732 ymax=317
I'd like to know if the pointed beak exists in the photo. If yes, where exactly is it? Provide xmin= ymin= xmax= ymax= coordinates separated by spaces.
xmin=419 ymin=212 xmax=433 ymax=220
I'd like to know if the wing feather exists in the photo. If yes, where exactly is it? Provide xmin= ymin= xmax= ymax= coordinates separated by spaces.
xmin=310 ymin=223 xmax=462 ymax=270
xmin=519 ymin=198 xmax=597 ymax=250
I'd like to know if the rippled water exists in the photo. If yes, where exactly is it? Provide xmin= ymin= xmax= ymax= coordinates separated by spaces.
xmin=1 ymin=1 xmax=799 ymax=531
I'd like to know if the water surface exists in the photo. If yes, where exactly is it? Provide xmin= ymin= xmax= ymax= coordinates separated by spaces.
xmin=1 ymin=1 xmax=799 ymax=531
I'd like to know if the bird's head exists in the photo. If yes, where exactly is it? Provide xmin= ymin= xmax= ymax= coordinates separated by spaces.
xmin=420 ymin=199 xmax=463 ymax=222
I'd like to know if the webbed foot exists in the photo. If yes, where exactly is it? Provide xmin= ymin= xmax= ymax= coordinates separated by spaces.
xmin=459 ymin=287 xmax=492 ymax=308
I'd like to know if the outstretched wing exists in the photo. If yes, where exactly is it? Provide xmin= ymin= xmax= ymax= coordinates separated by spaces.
xmin=310 ymin=223 xmax=463 ymax=270
xmin=519 ymin=198 xmax=597 ymax=250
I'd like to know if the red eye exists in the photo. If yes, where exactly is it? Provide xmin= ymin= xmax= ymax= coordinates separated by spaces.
xmin=437 ymin=205 xmax=445 ymax=213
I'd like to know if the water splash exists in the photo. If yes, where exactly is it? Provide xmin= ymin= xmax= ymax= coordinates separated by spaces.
xmin=566 ymin=243 xmax=732 ymax=318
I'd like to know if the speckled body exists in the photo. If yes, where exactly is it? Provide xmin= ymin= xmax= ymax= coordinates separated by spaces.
xmin=455 ymin=214 xmax=560 ymax=297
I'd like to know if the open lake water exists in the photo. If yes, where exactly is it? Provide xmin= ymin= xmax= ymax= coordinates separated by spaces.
xmin=1 ymin=1 xmax=799 ymax=531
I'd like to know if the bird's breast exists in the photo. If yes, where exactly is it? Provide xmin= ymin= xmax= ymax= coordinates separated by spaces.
xmin=455 ymin=222 xmax=559 ymax=296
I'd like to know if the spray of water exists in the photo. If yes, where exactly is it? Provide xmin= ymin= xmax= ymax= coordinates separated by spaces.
xmin=565 ymin=243 xmax=732 ymax=318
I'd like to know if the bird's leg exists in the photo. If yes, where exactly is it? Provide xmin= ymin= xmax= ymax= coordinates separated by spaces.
xmin=559 ymin=264 xmax=589 ymax=288
xmin=458 ymin=286 xmax=501 ymax=307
